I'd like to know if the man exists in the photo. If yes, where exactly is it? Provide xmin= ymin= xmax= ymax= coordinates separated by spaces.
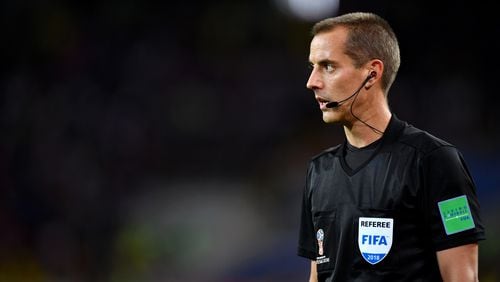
xmin=297 ymin=12 xmax=485 ymax=281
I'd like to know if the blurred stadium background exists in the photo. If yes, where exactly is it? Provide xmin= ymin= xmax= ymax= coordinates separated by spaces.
xmin=1 ymin=0 xmax=499 ymax=281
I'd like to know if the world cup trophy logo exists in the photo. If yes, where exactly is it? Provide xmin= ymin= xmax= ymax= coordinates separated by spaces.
xmin=316 ymin=229 xmax=324 ymax=256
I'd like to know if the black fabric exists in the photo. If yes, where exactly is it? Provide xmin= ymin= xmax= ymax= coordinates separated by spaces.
xmin=297 ymin=115 xmax=485 ymax=282
xmin=344 ymin=138 xmax=382 ymax=170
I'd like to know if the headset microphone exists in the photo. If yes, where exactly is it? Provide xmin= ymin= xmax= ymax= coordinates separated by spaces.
xmin=326 ymin=71 xmax=376 ymax=108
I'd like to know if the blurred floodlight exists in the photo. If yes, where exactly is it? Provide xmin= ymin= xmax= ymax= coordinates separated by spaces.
xmin=275 ymin=0 xmax=340 ymax=21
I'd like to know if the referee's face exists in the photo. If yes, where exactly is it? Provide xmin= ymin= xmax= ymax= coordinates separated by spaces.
xmin=307 ymin=27 xmax=366 ymax=124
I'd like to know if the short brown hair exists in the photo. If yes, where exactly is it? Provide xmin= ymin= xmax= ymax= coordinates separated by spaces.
xmin=312 ymin=12 xmax=401 ymax=94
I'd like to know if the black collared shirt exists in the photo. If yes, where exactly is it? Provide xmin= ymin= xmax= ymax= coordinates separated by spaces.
xmin=297 ymin=115 xmax=485 ymax=281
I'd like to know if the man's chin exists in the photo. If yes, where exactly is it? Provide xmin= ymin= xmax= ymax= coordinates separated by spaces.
xmin=322 ymin=113 xmax=339 ymax=124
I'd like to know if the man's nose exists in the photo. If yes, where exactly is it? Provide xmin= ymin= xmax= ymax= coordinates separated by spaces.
xmin=306 ymin=70 xmax=322 ymax=90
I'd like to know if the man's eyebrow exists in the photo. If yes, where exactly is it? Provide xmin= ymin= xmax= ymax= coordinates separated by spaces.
xmin=311 ymin=59 xmax=336 ymax=66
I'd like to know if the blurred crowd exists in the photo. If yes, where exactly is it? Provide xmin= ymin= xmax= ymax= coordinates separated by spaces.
xmin=1 ymin=1 xmax=499 ymax=281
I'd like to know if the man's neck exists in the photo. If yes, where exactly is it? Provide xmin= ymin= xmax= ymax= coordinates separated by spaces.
xmin=344 ymin=108 xmax=392 ymax=148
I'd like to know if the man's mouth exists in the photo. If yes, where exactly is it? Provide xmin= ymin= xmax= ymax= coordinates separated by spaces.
xmin=315 ymin=96 xmax=330 ymax=110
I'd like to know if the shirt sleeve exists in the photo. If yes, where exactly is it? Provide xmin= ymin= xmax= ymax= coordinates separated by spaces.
xmin=421 ymin=146 xmax=486 ymax=251
xmin=297 ymin=163 xmax=317 ymax=260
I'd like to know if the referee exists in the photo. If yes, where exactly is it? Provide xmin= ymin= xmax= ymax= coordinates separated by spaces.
xmin=297 ymin=12 xmax=485 ymax=282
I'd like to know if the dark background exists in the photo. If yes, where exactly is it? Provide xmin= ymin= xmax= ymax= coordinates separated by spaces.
xmin=1 ymin=1 xmax=499 ymax=281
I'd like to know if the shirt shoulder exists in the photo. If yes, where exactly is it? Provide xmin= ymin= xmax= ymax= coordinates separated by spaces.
xmin=309 ymin=143 xmax=342 ymax=163
xmin=397 ymin=123 xmax=456 ymax=156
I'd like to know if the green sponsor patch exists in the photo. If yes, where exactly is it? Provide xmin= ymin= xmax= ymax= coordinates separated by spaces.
xmin=438 ymin=195 xmax=475 ymax=235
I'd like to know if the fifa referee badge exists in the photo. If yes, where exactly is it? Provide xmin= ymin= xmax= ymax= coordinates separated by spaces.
xmin=358 ymin=217 xmax=394 ymax=265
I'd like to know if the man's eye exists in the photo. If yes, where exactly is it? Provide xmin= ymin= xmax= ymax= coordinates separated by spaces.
xmin=325 ymin=64 xmax=335 ymax=72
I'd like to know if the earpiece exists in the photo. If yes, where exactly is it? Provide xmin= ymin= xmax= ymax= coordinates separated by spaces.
xmin=368 ymin=71 xmax=376 ymax=79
